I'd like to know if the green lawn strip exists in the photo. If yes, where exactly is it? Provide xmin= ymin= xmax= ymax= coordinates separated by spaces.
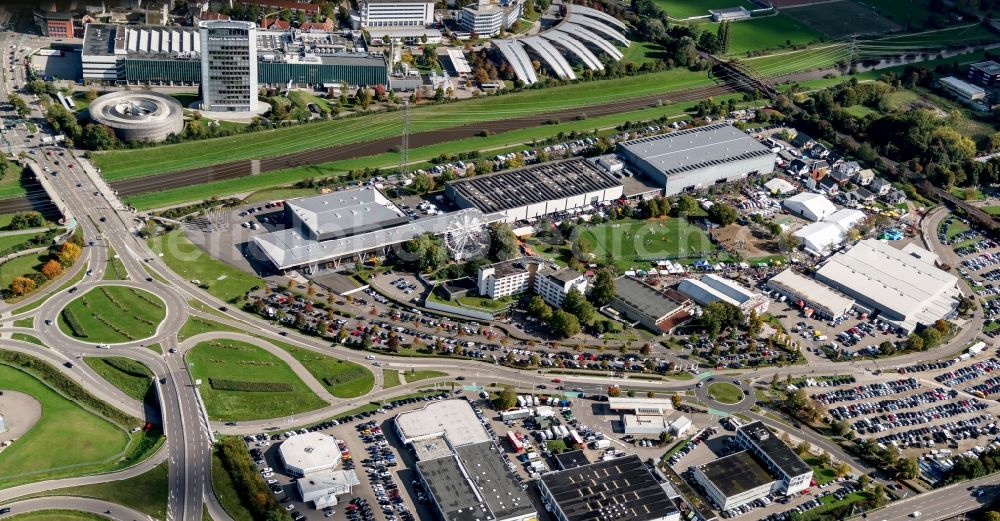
xmin=94 ymin=69 xmax=714 ymax=180
xmin=58 ymin=286 xmax=166 ymax=343
xmin=3 ymin=511 xmax=109 ymax=521
xmin=621 ymin=40 xmax=668 ymax=64
xmin=862 ymin=0 xmax=935 ymax=28
xmin=21 ymin=462 xmax=168 ymax=520
xmin=187 ymin=338 xmax=327 ymax=421
xmin=11 ymin=262 xmax=88 ymax=314
xmin=145 ymin=343 xmax=163 ymax=354
xmin=805 ymin=456 xmax=837 ymax=485
xmin=147 ymin=230 xmax=263 ymax=303
xmin=178 ymin=316 xmax=243 ymax=342
xmin=0 ymin=230 xmax=47 ymax=252
xmin=403 ymin=369 xmax=447 ymax=383
xmin=875 ymin=22 xmax=997 ymax=46
xmin=13 ymin=317 xmax=32 ymax=328
xmin=664 ymin=439 xmax=690 ymax=458
xmin=546 ymin=439 xmax=569 ymax=453
xmin=706 ymin=382 xmax=743 ymax=404
xmin=11 ymin=333 xmax=45 ymax=346
xmin=82 ymin=356 xmax=154 ymax=402
xmin=0 ymin=361 xmax=133 ymax=488
xmin=103 ymin=248 xmax=128 ymax=280
xmin=267 ymin=338 xmax=375 ymax=399
xmin=287 ymin=90 xmax=331 ymax=115
xmin=211 ymin=449 xmax=254 ymax=521
xmin=187 ymin=298 xmax=232 ymax=319
xmin=383 ymin=369 xmax=401 ymax=388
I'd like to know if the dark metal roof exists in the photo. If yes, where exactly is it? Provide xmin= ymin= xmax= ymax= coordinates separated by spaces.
xmin=612 ymin=277 xmax=687 ymax=322
xmin=738 ymin=421 xmax=812 ymax=478
xmin=697 ymin=451 xmax=774 ymax=498
xmin=540 ymin=455 xmax=678 ymax=521
xmin=447 ymin=158 xmax=622 ymax=213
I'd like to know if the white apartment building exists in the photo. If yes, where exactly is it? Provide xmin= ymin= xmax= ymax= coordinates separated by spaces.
xmin=536 ymin=268 xmax=587 ymax=307
xmin=361 ymin=0 xmax=435 ymax=28
xmin=458 ymin=0 xmax=522 ymax=36
xmin=476 ymin=258 xmax=585 ymax=307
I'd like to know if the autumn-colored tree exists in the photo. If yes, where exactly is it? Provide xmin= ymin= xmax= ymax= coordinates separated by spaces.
xmin=9 ymin=276 xmax=36 ymax=295
xmin=41 ymin=259 xmax=63 ymax=279
xmin=57 ymin=242 xmax=81 ymax=265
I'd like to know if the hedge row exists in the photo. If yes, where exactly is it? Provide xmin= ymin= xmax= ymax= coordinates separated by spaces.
xmin=60 ymin=308 xmax=88 ymax=338
xmin=104 ymin=357 xmax=153 ymax=378
xmin=217 ymin=437 xmax=291 ymax=521
xmin=208 ymin=378 xmax=293 ymax=392
xmin=0 ymin=349 xmax=139 ymax=428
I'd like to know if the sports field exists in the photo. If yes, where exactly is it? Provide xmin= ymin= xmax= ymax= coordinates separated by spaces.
xmin=0 ymin=364 xmax=129 ymax=487
xmin=58 ymin=286 xmax=166 ymax=343
xmin=652 ymin=0 xmax=754 ymax=19
xmin=725 ymin=14 xmax=824 ymax=56
xmin=578 ymin=219 xmax=717 ymax=265
xmin=91 ymin=69 xmax=714 ymax=181
xmin=187 ymin=339 xmax=327 ymax=421
xmin=783 ymin=1 xmax=900 ymax=38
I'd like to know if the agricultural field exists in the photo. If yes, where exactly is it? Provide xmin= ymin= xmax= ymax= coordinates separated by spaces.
xmin=651 ymin=0 xmax=754 ymax=19
xmin=58 ymin=286 xmax=166 ymax=343
xmin=187 ymin=338 xmax=327 ymax=421
xmin=0 ymin=364 xmax=130 ymax=488
xmin=724 ymin=14 xmax=825 ymax=56
xmin=859 ymin=0 xmax=936 ymax=29
xmin=91 ymin=68 xmax=715 ymax=181
xmin=783 ymin=0 xmax=900 ymax=38
xmin=869 ymin=22 xmax=999 ymax=48
xmin=578 ymin=218 xmax=717 ymax=268
xmin=147 ymin=230 xmax=263 ymax=303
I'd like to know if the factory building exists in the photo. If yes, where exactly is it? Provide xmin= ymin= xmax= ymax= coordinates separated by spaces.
xmin=814 ymin=240 xmax=961 ymax=333
xmin=446 ymin=158 xmax=624 ymax=222
xmin=395 ymin=400 xmax=536 ymax=521
xmin=360 ymin=0 xmax=435 ymax=27
xmin=940 ymin=76 xmax=987 ymax=104
xmin=782 ymin=193 xmax=837 ymax=222
xmin=676 ymin=274 xmax=769 ymax=315
xmin=200 ymin=20 xmax=259 ymax=112
xmin=82 ymin=24 xmax=387 ymax=88
xmin=617 ymin=123 xmax=776 ymax=196
xmin=538 ymin=455 xmax=681 ymax=521
xmin=767 ymin=269 xmax=854 ymax=320
xmin=610 ymin=277 xmax=694 ymax=333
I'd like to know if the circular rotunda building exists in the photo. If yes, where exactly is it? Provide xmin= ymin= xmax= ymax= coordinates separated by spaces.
xmin=88 ymin=91 xmax=184 ymax=143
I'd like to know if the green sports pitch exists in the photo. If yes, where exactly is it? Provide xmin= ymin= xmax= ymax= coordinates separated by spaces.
xmin=578 ymin=219 xmax=717 ymax=266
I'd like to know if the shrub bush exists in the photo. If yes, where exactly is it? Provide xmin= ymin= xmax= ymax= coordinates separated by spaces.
xmin=208 ymin=379 xmax=293 ymax=392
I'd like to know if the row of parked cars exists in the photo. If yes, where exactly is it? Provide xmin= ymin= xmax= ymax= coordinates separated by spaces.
xmin=355 ymin=421 xmax=412 ymax=521
xmin=935 ymin=358 xmax=1000 ymax=387
xmin=759 ymin=484 xmax=859 ymax=521
xmin=811 ymin=378 xmax=921 ymax=405
xmin=873 ymin=413 xmax=993 ymax=448
xmin=850 ymin=396 xmax=985 ymax=435
xmin=829 ymin=387 xmax=958 ymax=421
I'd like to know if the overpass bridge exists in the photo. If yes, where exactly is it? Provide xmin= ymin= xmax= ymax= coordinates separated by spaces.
xmin=705 ymin=53 xmax=780 ymax=99
xmin=27 ymin=161 xmax=71 ymax=225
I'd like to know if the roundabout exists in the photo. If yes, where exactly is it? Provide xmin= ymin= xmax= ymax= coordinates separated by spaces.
xmin=696 ymin=376 xmax=756 ymax=413
xmin=706 ymin=382 xmax=743 ymax=404
xmin=56 ymin=286 xmax=167 ymax=344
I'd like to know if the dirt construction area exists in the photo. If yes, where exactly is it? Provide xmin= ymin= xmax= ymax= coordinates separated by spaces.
xmin=0 ymin=391 xmax=42 ymax=446
xmin=712 ymin=224 xmax=777 ymax=259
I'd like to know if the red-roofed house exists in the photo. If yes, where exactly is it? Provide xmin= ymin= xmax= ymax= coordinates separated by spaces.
xmin=240 ymin=0 xmax=322 ymax=15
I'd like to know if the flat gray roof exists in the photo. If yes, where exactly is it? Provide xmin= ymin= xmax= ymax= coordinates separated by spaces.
xmin=417 ymin=455 xmax=489 ymax=521
xmin=540 ymin=454 xmax=678 ymax=521
xmin=698 ymin=451 xmax=774 ymax=498
xmin=455 ymin=442 xmax=536 ymax=520
xmin=287 ymin=187 xmax=407 ymax=238
xmin=612 ymin=276 xmax=686 ymax=321
xmin=447 ymin=158 xmax=622 ymax=214
xmin=395 ymin=399 xmax=492 ymax=450
xmin=547 ymin=267 xmax=584 ymax=284
xmin=738 ymin=422 xmax=812 ymax=478
xmin=618 ymin=123 xmax=773 ymax=177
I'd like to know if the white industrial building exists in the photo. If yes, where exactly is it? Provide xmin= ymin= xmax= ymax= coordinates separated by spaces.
xmin=298 ymin=470 xmax=361 ymax=508
xmin=767 ymin=269 xmax=855 ymax=320
xmin=617 ymin=123 xmax=776 ymax=196
xmin=395 ymin=400 xmax=536 ymax=521
xmin=940 ymin=76 xmax=987 ymax=103
xmin=447 ymin=158 xmax=623 ymax=222
xmin=764 ymin=178 xmax=796 ymax=195
xmin=279 ymin=432 xmax=343 ymax=476
xmin=814 ymin=240 xmax=961 ymax=333
xmin=360 ymin=0 xmax=435 ymax=27
xmin=793 ymin=208 xmax=865 ymax=255
xmin=677 ymin=274 xmax=769 ymax=315
xmin=783 ymin=192 xmax=837 ymax=222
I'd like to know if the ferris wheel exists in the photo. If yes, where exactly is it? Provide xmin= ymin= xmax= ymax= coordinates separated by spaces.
xmin=445 ymin=212 xmax=488 ymax=260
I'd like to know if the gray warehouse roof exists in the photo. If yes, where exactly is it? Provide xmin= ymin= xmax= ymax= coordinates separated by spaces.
xmin=455 ymin=443 xmax=535 ymax=520
xmin=738 ymin=421 xmax=812 ymax=478
xmin=618 ymin=123 xmax=773 ymax=177
xmin=540 ymin=454 xmax=679 ymax=521
xmin=417 ymin=455 xmax=490 ymax=521
xmin=613 ymin=276 xmax=687 ymax=321
xmin=447 ymin=158 xmax=622 ymax=213
xmin=286 ymin=187 xmax=407 ymax=238
xmin=697 ymin=451 xmax=774 ymax=498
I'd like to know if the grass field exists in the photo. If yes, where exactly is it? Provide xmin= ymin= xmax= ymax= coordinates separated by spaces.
xmin=125 ymin=94 xmax=751 ymax=210
xmin=725 ymin=14 xmax=824 ymax=56
xmin=3 ymin=511 xmax=108 ymax=521
xmin=404 ymin=370 xmax=447 ymax=383
xmin=25 ymin=462 xmax=168 ymax=520
xmin=211 ymin=448 xmax=254 ymax=521
xmin=0 ymin=230 xmax=45 ymax=253
xmin=383 ymin=369 xmax=401 ymax=388
xmin=58 ymin=286 xmax=166 ymax=343
xmin=92 ymin=69 xmax=715 ymax=181
xmin=862 ymin=0 xmax=937 ymax=29
xmin=0 ymin=251 xmax=48 ymax=288
xmin=871 ymin=22 xmax=998 ymax=47
xmin=0 ymin=364 xmax=130 ymax=487
xmin=147 ymin=230 xmax=263 ymax=303
xmin=783 ymin=0 xmax=900 ymax=38
xmin=706 ymin=382 xmax=743 ymax=404
xmin=270 ymin=339 xmax=375 ymax=398
xmin=652 ymin=0 xmax=753 ymax=19
xmin=187 ymin=339 xmax=327 ymax=421
xmin=621 ymin=40 xmax=669 ymax=64
xmin=178 ymin=316 xmax=243 ymax=341
xmin=578 ymin=218 xmax=716 ymax=267
xmin=83 ymin=356 xmax=154 ymax=401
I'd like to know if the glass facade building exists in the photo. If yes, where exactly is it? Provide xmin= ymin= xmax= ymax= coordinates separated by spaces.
xmin=199 ymin=20 xmax=259 ymax=112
